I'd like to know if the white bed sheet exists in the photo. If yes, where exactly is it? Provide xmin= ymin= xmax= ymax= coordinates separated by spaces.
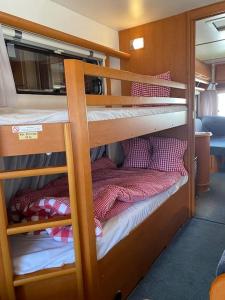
xmin=0 ymin=106 xmax=187 ymax=125
xmin=10 ymin=176 xmax=188 ymax=275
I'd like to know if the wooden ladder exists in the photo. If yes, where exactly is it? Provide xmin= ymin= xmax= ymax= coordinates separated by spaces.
xmin=0 ymin=123 xmax=84 ymax=300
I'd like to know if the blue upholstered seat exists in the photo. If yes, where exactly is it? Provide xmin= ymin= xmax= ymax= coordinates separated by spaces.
xmin=196 ymin=116 xmax=225 ymax=156
xmin=202 ymin=116 xmax=225 ymax=137
xmin=210 ymin=137 xmax=225 ymax=156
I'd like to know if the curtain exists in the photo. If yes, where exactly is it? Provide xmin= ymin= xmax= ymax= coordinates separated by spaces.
xmin=2 ymin=146 xmax=107 ymax=205
xmin=3 ymin=153 xmax=66 ymax=205
xmin=198 ymin=90 xmax=218 ymax=117
xmin=0 ymin=24 xmax=17 ymax=107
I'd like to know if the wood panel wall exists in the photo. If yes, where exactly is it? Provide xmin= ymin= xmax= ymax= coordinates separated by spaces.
xmin=119 ymin=13 xmax=187 ymax=96
xmin=119 ymin=13 xmax=193 ymax=218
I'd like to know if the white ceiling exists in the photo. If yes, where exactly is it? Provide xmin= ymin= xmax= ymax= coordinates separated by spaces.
xmin=196 ymin=14 xmax=225 ymax=63
xmin=51 ymin=0 xmax=221 ymax=31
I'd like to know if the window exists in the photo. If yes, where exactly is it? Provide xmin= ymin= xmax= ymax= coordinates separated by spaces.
xmin=218 ymin=93 xmax=225 ymax=116
xmin=5 ymin=40 xmax=103 ymax=95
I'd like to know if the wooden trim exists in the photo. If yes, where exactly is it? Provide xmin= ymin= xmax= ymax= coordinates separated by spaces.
xmin=186 ymin=12 xmax=196 ymax=217
xmin=188 ymin=1 xmax=225 ymax=20
xmin=89 ymin=111 xmax=187 ymax=147
xmin=86 ymin=95 xmax=187 ymax=106
xmin=82 ymin=61 xmax=187 ymax=89
xmin=0 ymin=11 xmax=130 ymax=60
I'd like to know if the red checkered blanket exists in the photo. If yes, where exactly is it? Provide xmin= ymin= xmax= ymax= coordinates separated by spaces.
xmin=10 ymin=167 xmax=181 ymax=242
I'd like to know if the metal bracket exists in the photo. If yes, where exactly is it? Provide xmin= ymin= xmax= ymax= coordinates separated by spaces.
xmin=14 ymin=30 xmax=22 ymax=40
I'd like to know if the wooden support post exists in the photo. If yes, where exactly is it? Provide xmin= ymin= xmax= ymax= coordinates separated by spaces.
xmin=64 ymin=123 xmax=84 ymax=300
xmin=64 ymin=60 xmax=100 ymax=300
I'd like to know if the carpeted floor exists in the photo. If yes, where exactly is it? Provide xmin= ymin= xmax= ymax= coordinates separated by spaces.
xmin=196 ymin=172 xmax=225 ymax=224
xmin=128 ymin=172 xmax=225 ymax=300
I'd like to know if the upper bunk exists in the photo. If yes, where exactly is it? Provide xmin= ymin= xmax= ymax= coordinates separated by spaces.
xmin=0 ymin=60 xmax=187 ymax=157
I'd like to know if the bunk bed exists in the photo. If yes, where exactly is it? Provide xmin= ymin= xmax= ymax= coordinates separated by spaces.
xmin=0 ymin=60 xmax=189 ymax=300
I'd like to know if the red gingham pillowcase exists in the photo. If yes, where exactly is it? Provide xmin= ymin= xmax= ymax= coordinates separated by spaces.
xmin=122 ymin=137 xmax=152 ymax=168
xmin=131 ymin=81 xmax=142 ymax=96
xmin=149 ymin=137 xmax=187 ymax=175
xmin=131 ymin=71 xmax=171 ymax=97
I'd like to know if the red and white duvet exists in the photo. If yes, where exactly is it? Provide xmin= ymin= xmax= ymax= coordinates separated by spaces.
xmin=10 ymin=166 xmax=181 ymax=242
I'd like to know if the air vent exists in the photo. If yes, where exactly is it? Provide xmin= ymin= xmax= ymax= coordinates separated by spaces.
xmin=207 ymin=16 xmax=225 ymax=32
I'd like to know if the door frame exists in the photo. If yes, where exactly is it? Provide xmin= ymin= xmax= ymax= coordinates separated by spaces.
xmin=187 ymin=1 xmax=225 ymax=215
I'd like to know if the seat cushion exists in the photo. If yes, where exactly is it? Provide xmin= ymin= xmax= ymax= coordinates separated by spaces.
xmin=210 ymin=137 xmax=225 ymax=156
xmin=202 ymin=116 xmax=225 ymax=136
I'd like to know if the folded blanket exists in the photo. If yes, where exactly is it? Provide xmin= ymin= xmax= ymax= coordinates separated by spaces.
xmin=10 ymin=166 xmax=181 ymax=242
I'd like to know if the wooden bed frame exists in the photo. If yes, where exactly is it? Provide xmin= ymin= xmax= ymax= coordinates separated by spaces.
xmin=0 ymin=60 xmax=189 ymax=300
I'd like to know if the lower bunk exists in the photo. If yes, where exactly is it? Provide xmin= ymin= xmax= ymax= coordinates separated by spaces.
xmin=7 ymin=174 xmax=188 ymax=300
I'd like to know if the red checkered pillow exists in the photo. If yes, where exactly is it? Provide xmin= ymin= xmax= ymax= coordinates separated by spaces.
xmin=131 ymin=71 xmax=171 ymax=97
xmin=149 ymin=137 xmax=187 ymax=175
xmin=122 ymin=137 xmax=152 ymax=168
xmin=92 ymin=157 xmax=116 ymax=172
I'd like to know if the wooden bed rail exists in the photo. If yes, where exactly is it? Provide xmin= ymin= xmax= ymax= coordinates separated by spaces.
xmin=64 ymin=59 xmax=187 ymax=149
xmin=86 ymin=95 xmax=187 ymax=106
xmin=80 ymin=60 xmax=187 ymax=90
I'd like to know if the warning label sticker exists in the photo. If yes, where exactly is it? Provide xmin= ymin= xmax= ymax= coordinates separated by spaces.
xmin=12 ymin=125 xmax=43 ymax=133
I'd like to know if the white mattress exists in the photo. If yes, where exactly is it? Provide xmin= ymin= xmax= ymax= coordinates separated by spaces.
xmin=10 ymin=176 xmax=188 ymax=275
xmin=0 ymin=106 xmax=187 ymax=125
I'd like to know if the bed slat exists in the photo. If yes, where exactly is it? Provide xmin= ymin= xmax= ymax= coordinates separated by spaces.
xmin=7 ymin=216 xmax=72 ymax=235
xmin=0 ymin=165 xmax=67 ymax=180
xmin=82 ymin=62 xmax=187 ymax=89
xmin=13 ymin=264 xmax=76 ymax=287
